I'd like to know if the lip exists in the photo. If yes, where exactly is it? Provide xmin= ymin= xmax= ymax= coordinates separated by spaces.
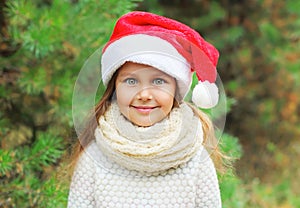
xmin=131 ymin=105 xmax=158 ymax=114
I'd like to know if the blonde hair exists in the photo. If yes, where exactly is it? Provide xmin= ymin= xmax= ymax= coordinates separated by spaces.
xmin=67 ymin=70 xmax=227 ymax=176
xmin=187 ymin=103 xmax=227 ymax=173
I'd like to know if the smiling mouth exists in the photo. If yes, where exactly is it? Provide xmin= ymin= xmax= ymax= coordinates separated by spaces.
xmin=131 ymin=105 xmax=158 ymax=113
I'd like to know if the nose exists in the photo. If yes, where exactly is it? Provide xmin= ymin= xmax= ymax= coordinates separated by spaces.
xmin=136 ymin=87 xmax=153 ymax=101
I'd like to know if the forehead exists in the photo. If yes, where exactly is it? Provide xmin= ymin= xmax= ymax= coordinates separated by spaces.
xmin=117 ymin=62 xmax=174 ymax=78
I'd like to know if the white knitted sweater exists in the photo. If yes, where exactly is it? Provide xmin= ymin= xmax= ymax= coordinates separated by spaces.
xmin=68 ymin=142 xmax=221 ymax=208
xmin=68 ymin=104 xmax=221 ymax=207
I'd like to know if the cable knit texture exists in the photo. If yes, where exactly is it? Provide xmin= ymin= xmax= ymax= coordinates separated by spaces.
xmin=95 ymin=102 xmax=202 ymax=174
xmin=68 ymin=103 xmax=221 ymax=207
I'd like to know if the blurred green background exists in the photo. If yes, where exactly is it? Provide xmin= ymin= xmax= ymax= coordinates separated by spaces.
xmin=1 ymin=0 xmax=299 ymax=207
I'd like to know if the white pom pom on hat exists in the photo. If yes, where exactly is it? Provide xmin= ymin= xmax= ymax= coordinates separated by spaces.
xmin=101 ymin=11 xmax=220 ymax=108
xmin=192 ymin=81 xmax=219 ymax=109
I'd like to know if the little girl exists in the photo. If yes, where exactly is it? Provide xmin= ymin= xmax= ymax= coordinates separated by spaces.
xmin=68 ymin=11 xmax=224 ymax=207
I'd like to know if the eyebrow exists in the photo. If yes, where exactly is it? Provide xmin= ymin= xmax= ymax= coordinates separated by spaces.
xmin=117 ymin=72 xmax=137 ymax=78
xmin=117 ymin=70 xmax=174 ymax=80
xmin=153 ymin=72 xmax=175 ymax=80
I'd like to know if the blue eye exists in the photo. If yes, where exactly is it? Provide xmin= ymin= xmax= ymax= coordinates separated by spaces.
xmin=125 ymin=78 xmax=137 ymax=85
xmin=153 ymin=78 xmax=165 ymax=85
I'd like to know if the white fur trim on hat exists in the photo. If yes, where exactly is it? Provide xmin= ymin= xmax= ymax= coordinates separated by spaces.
xmin=101 ymin=34 xmax=192 ymax=100
xmin=192 ymin=81 xmax=219 ymax=109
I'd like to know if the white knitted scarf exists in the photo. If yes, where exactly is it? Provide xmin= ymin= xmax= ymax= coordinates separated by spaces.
xmin=94 ymin=102 xmax=203 ymax=174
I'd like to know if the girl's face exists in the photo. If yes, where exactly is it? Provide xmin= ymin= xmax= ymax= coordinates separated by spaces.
xmin=115 ymin=62 xmax=176 ymax=127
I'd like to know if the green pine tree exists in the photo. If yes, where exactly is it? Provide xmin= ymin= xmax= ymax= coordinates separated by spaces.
xmin=0 ymin=0 xmax=141 ymax=207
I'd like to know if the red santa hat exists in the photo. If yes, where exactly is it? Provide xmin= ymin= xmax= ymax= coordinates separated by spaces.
xmin=101 ymin=11 xmax=219 ymax=108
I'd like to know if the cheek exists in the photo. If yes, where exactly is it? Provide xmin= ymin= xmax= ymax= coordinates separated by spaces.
xmin=157 ymin=85 xmax=176 ymax=102
xmin=156 ymin=91 xmax=175 ymax=111
xmin=115 ymin=84 xmax=135 ymax=105
xmin=116 ymin=91 xmax=129 ymax=106
xmin=116 ymin=89 xmax=130 ymax=119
